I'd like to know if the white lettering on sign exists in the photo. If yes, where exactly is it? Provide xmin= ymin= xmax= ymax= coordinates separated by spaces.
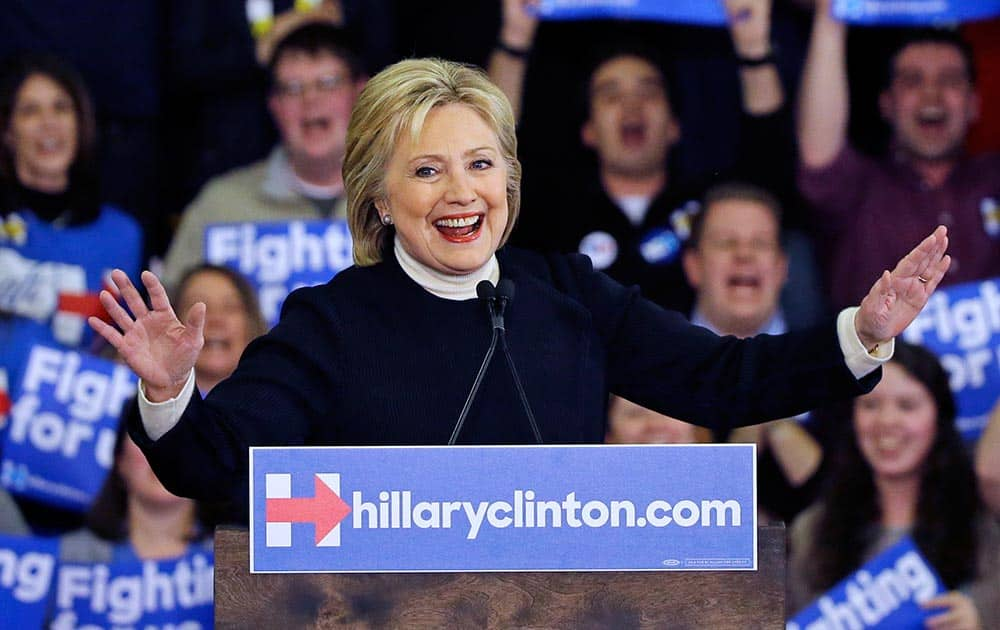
xmin=350 ymin=490 xmax=741 ymax=541
xmin=7 ymin=347 xmax=132 ymax=465
xmin=54 ymin=554 xmax=213 ymax=626
xmin=0 ymin=547 xmax=55 ymax=603
xmin=205 ymin=221 xmax=352 ymax=284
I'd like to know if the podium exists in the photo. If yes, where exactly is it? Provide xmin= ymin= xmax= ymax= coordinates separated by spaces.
xmin=214 ymin=525 xmax=785 ymax=628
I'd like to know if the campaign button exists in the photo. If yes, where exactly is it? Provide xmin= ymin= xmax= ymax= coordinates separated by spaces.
xmin=578 ymin=231 xmax=618 ymax=270
xmin=639 ymin=228 xmax=681 ymax=264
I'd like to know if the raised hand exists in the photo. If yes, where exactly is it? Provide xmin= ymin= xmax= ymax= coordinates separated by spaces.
xmin=724 ymin=0 xmax=773 ymax=59
xmin=88 ymin=270 xmax=205 ymax=402
xmin=499 ymin=0 xmax=540 ymax=52
xmin=854 ymin=226 xmax=950 ymax=350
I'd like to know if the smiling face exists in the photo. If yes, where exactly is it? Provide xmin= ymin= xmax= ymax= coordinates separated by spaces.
xmin=176 ymin=270 xmax=254 ymax=390
xmin=268 ymin=50 xmax=358 ymax=171
xmin=5 ymin=73 xmax=78 ymax=192
xmin=378 ymin=103 xmax=509 ymax=275
xmin=683 ymin=198 xmax=787 ymax=338
xmin=854 ymin=362 xmax=938 ymax=484
xmin=880 ymin=42 xmax=978 ymax=164
xmin=582 ymin=55 xmax=679 ymax=179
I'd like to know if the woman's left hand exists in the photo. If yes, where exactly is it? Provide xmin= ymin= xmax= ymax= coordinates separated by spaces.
xmin=854 ymin=225 xmax=950 ymax=351
xmin=922 ymin=591 xmax=981 ymax=630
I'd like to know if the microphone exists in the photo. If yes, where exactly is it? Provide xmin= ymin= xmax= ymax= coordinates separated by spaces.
xmin=492 ymin=280 xmax=543 ymax=444
xmin=449 ymin=281 xmax=501 ymax=445
xmin=476 ymin=279 xmax=495 ymax=300
xmin=478 ymin=280 xmax=504 ymax=331
xmin=448 ymin=279 xmax=543 ymax=445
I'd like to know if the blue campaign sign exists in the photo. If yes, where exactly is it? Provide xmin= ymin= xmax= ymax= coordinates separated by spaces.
xmin=1 ymin=344 xmax=134 ymax=510
xmin=833 ymin=0 xmax=1000 ymax=25
xmin=250 ymin=444 xmax=757 ymax=573
xmin=0 ymin=534 xmax=58 ymax=629
xmin=204 ymin=219 xmax=354 ymax=326
xmin=787 ymin=536 xmax=945 ymax=630
xmin=902 ymin=277 xmax=1000 ymax=442
xmin=537 ymin=0 xmax=727 ymax=26
xmin=51 ymin=548 xmax=215 ymax=629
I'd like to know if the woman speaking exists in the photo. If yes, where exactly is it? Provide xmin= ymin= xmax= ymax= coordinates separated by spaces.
xmin=91 ymin=59 xmax=950 ymax=507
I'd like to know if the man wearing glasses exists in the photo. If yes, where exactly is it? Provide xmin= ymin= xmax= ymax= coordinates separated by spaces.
xmin=162 ymin=22 xmax=365 ymax=288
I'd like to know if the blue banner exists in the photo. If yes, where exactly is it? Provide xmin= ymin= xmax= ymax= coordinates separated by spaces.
xmin=51 ymin=548 xmax=214 ymax=629
xmin=1 ymin=345 xmax=135 ymax=510
xmin=833 ymin=0 xmax=1000 ymax=25
xmin=537 ymin=0 xmax=727 ymax=26
xmin=902 ymin=277 xmax=1000 ymax=442
xmin=250 ymin=444 xmax=756 ymax=573
xmin=0 ymin=534 xmax=58 ymax=629
xmin=204 ymin=220 xmax=354 ymax=326
xmin=787 ymin=536 xmax=945 ymax=630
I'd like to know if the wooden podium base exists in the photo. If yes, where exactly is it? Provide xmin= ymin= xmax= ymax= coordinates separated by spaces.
xmin=215 ymin=526 xmax=784 ymax=628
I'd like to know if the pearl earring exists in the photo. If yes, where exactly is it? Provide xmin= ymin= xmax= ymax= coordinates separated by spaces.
xmin=381 ymin=214 xmax=393 ymax=226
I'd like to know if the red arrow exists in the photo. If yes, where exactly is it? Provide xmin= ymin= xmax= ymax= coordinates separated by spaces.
xmin=266 ymin=475 xmax=352 ymax=544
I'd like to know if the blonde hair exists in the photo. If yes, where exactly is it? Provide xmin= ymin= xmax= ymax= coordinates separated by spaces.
xmin=344 ymin=58 xmax=521 ymax=265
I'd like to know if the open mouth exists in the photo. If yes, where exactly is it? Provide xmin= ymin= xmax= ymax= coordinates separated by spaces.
xmin=875 ymin=435 xmax=903 ymax=450
xmin=36 ymin=137 xmax=68 ymax=155
xmin=727 ymin=274 xmax=761 ymax=290
xmin=434 ymin=213 xmax=484 ymax=242
xmin=203 ymin=337 xmax=232 ymax=352
xmin=620 ymin=121 xmax=647 ymax=147
xmin=916 ymin=107 xmax=948 ymax=132
xmin=301 ymin=116 xmax=331 ymax=133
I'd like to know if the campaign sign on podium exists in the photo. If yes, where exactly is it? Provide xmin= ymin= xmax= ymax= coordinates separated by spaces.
xmin=249 ymin=444 xmax=756 ymax=573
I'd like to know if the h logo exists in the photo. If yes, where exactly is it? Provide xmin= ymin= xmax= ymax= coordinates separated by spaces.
xmin=264 ymin=473 xmax=352 ymax=547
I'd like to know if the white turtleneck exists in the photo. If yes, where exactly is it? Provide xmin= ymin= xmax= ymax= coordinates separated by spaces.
xmin=393 ymin=237 xmax=499 ymax=300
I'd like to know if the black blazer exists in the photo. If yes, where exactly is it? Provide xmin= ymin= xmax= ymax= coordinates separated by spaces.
xmin=130 ymin=247 xmax=878 ymax=504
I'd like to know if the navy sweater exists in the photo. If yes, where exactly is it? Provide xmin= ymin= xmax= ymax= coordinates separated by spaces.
xmin=130 ymin=248 xmax=877 ymax=503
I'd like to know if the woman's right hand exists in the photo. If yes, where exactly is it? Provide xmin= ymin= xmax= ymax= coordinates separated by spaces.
xmin=88 ymin=269 xmax=205 ymax=402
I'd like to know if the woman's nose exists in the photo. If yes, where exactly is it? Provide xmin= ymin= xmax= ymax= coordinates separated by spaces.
xmin=444 ymin=171 xmax=476 ymax=205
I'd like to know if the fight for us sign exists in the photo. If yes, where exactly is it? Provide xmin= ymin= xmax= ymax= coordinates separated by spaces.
xmin=204 ymin=219 xmax=353 ymax=326
xmin=787 ymin=536 xmax=945 ymax=630
xmin=250 ymin=444 xmax=756 ymax=573
xmin=1 ymin=344 xmax=135 ymax=510
xmin=902 ymin=277 xmax=1000 ymax=442
xmin=51 ymin=550 xmax=214 ymax=630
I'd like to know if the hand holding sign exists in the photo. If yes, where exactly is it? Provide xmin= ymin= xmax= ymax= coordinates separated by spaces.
xmin=854 ymin=226 xmax=950 ymax=352
xmin=89 ymin=270 xmax=204 ymax=402
xmin=922 ymin=591 xmax=982 ymax=630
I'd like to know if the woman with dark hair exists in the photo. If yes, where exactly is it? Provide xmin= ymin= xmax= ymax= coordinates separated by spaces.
xmin=0 ymin=52 xmax=142 ymax=391
xmin=788 ymin=342 xmax=1000 ymax=629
